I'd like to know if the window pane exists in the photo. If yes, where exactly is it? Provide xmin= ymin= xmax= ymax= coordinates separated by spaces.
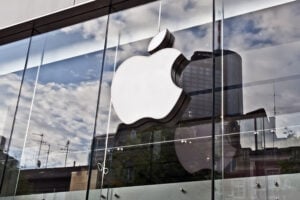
xmin=92 ymin=0 xmax=213 ymax=199
xmin=4 ymin=15 xmax=108 ymax=198
xmin=0 ymin=38 xmax=30 ymax=196
xmin=218 ymin=1 xmax=300 ymax=199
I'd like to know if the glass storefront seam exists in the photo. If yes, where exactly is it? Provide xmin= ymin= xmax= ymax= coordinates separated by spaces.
xmin=215 ymin=0 xmax=225 ymax=199
xmin=99 ymin=1 xmax=212 ymax=199
xmin=85 ymin=4 xmax=111 ymax=200
xmin=0 ymin=31 xmax=33 ymax=195
xmin=13 ymin=34 xmax=48 ymax=196
xmin=212 ymin=0 xmax=216 ymax=199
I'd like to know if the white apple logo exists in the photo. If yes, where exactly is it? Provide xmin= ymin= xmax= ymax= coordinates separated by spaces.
xmin=111 ymin=29 xmax=189 ymax=127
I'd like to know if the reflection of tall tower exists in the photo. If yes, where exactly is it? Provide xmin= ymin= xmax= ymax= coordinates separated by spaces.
xmin=180 ymin=50 xmax=243 ymax=119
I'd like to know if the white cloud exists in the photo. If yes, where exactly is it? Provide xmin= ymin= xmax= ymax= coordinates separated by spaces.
xmin=224 ymin=1 xmax=300 ymax=149
xmin=0 ymin=71 xmax=106 ymax=168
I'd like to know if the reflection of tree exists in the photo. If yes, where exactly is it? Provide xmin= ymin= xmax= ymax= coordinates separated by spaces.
xmin=278 ymin=148 xmax=300 ymax=174
xmin=15 ymin=173 xmax=32 ymax=195
xmin=102 ymin=124 xmax=213 ymax=188
xmin=279 ymin=160 xmax=300 ymax=174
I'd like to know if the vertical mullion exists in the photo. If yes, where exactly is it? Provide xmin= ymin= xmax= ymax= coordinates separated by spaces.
xmin=0 ymin=29 xmax=34 ymax=195
xmin=211 ymin=0 xmax=216 ymax=199
xmin=85 ymin=1 xmax=112 ymax=199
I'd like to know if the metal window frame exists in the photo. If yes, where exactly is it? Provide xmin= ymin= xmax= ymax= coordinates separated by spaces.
xmin=0 ymin=0 xmax=157 ymax=45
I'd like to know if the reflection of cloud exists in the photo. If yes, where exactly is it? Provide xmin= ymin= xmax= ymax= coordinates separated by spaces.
xmin=97 ymin=81 xmax=121 ymax=136
xmin=14 ymin=71 xmax=122 ymax=168
xmin=0 ymin=73 xmax=32 ymax=109
xmin=0 ymin=70 xmax=102 ymax=168
xmin=2 ymin=0 xmax=295 ymax=76
xmin=223 ymin=1 xmax=300 ymax=136
xmin=220 ymin=2 xmax=300 ymax=151
xmin=25 ymin=80 xmax=100 ymax=167
xmin=224 ymin=1 xmax=300 ymax=52
xmin=0 ymin=73 xmax=25 ymax=144
xmin=2 ymin=0 xmax=300 ymax=169
xmin=62 ymin=17 xmax=108 ymax=41
xmin=61 ymin=1 xmax=159 ymax=46
xmin=174 ymin=25 xmax=211 ymax=58
xmin=60 ymin=0 xmax=212 ymax=50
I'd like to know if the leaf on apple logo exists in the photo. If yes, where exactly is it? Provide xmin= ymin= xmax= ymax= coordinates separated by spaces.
xmin=147 ymin=29 xmax=175 ymax=54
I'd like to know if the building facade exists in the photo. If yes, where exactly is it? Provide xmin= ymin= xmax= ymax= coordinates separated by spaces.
xmin=0 ymin=0 xmax=300 ymax=199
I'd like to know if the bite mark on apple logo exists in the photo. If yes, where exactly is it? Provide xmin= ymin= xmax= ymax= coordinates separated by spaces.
xmin=111 ymin=29 xmax=190 ymax=128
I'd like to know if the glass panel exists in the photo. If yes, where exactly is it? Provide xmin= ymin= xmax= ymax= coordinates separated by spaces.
xmin=91 ymin=0 xmax=213 ymax=199
xmin=0 ymin=39 xmax=31 ymax=196
xmin=218 ymin=1 xmax=300 ymax=199
xmin=0 ymin=15 xmax=109 ymax=199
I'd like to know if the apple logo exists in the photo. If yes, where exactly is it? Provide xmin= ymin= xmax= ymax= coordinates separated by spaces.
xmin=111 ymin=29 xmax=190 ymax=128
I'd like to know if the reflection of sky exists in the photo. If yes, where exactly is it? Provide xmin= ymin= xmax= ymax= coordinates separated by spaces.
xmin=0 ymin=39 xmax=30 ymax=76
xmin=31 ymin=52 xmax=101 ymax=84
xmin=223 ymin=1 xmax=300 ymax=149
xmin=0 ymin=50 xmax=103 ymax=168
xmin=0 ymin=0 xmax=300 ymax=169
xmin=0 ymin=0 xmax=295 ymax=74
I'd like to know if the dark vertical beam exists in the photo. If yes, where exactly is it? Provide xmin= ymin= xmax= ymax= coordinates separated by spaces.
xmin=0 ymin=0 xmax=158 ymax=46
xmin=254 ymin=118 xmax=258 ymax=152
xmin=211 ymin=0 xmax=216 ymax=199
xmin=85 ymin=0 xmax=112 ymax=199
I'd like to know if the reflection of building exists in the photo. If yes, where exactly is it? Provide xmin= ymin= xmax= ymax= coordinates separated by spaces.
xmin=220 ymin=109 xmax=300 ymax=178
xmin=224 ymin=145 xmax=300 ymax=178
xmin=1 ymin=1 xmax=300 ymax=199
xmin=70 ymin=169 xmax=98 ymax=191
xmin=92 ymin=134 xmax=115 ymax=166
xmin=101 ymin=127 xmax=199 ymax=188
xmin=0 ymin=136 xmax=19 ymax=196
xmin=181 ymin=50 xmax=243 ymax=119
xmin=17 ymin=166 xmax=96 ymax=194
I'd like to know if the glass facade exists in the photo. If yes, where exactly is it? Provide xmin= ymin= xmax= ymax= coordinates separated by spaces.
xmin=0 ymin=0 xmax=299 ymax=199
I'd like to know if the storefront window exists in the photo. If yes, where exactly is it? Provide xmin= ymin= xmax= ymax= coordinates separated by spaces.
xmin=0 ymin=14 xmax=109 ymax=198
xmin=0 ymin=0 xmax=299 ymax=200
xmin=93 ymin=0 xmax=213 ymax=199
